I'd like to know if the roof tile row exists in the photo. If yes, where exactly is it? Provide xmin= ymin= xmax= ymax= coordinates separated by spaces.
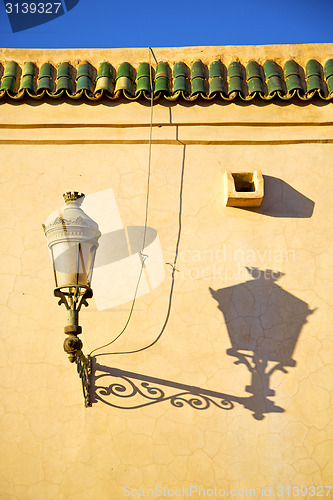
xmin=1 ymin=58 xmax=333 ymax=102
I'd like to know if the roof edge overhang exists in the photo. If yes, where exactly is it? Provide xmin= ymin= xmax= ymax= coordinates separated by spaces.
xmin=1 ymin=44 xmax=333 ymax=103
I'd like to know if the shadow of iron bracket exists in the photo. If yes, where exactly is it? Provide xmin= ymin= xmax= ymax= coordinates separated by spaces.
xmin=90 ymin=360 xmax=286 ymax=419
xmin=91 ymin=362 xmax=236 ymax=411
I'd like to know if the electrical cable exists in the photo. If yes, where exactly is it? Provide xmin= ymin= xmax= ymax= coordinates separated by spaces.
xmin=90 ymin=48 xmax=185 ymax=359
xmin=89 ymin=47 xmax=155 ymax=357
xmin=98 ymin=144 xmax=185 ymax=357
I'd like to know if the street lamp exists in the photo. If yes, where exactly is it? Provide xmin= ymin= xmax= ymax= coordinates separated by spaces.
xmin=43 ymin=191 xmax=101 ymax=406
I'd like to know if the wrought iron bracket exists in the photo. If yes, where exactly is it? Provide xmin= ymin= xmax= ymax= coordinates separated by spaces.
xmin=54 ymin=285 xmax=93 ymax=407
xmin=76 ymin=352 xmax=92 ymax=407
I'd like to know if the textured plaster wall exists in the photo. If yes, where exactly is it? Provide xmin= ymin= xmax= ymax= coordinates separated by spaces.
xmin=1 ymin=48 xmax=333 ymax=500
xmin=1 ymin=42 xmax=332 ymax=68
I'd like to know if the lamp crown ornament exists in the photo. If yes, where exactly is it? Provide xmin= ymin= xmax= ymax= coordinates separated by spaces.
xmin=63 ymin=191 xmax=85 ymax=204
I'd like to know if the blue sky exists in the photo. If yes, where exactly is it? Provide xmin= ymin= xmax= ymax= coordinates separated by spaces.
xmin=0 ymin=0 xmax=332 ymax=48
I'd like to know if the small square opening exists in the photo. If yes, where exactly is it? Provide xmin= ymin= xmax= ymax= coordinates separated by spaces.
xmin=232 ymin=173 xmax=255 ymax=192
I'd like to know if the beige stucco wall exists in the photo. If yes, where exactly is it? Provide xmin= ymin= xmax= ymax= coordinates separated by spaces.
xmin=1 ymin=46 xmax=333 ymax=499
xmin=1 ymin=41 xmax=333 ymax=68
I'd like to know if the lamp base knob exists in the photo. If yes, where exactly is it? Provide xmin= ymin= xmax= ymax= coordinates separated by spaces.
xmin=64 ymin=334 xmax=83 ymax=363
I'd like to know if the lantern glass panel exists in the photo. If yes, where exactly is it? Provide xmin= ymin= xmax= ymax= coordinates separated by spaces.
xmin=51 ymin=240 xmax=97 ymax=288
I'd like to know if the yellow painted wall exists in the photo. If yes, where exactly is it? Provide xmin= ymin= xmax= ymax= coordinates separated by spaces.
xmin=1 ymin=46 xmax=333 ymax=499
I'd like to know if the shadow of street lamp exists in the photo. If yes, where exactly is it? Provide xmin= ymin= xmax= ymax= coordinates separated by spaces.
xmin=210 ymin=267 xmax=315 ymax=419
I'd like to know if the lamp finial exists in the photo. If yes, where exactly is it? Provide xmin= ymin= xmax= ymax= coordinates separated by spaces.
xmin=63 ymin=191 xmax=85 ymax=204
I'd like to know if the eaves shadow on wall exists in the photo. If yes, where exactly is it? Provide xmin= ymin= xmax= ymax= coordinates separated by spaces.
xmin=3 ymin=93 xmax=332 ymax=110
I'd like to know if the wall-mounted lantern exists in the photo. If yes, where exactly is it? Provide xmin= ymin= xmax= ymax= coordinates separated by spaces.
xmin=43 ymin=192 xmax=101 ymax=407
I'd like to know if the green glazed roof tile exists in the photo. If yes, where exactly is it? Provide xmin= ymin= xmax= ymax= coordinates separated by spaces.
xmin=306 ymin=74 xmax=323 ymax=93
xmin=209 ymin=76 xmax=225 ymax=95
xmin=173 ymin=75 xmax=189 ymax=94
xmin=305 ymin=60 xmax=323 ymax=93
xmin=266 ymin=75 xmax=283 ymax=94
xmin=191 ymin=60 xmax=205 ymax=79
xmin=283 ymin=60 xmax=299 ymax=77
xmin=56 ymin=77 xmax=72 ymax=93
xmin=228 ymin=61 xmax=242 ymax=79
xmin=135 ymin=62 xmax=152 ymax=95
xmin=39 ymin=62 xmax=53 ymax=79
xmin=19 ymin=74 xmax=35 ymax=92
xmin=285 ymin=74 xmax=303 ymax=93
xmin=324 ymin=59 xmax=333 ymax=79
xmin=95 ymin=62 xmax=114 ymax=94
xmin=77 ymin=62 xmax=90 ymax=78
xmin=228 ymin=61 xmax=244 ymax=95
xmin=173 ymin=61 xmax=187 ymax=78
xmin=115 ymin=62 xmax=135 ymax=96
xmin=247 ymin=76 xmax=264 ymax=95
xmin=228 ymin=76 xmax=243 ymax=94
xmin=283 ymin=60 xmax=303 ymax=93
xmin=136 ymin=76 xmax=151 ymax=95
xmin=76 ymin=61 xmax=94 ymax=93
xmin=0 ymin=77 xmax=17 ymax=92
xmin=263 ymin=60 xmax=280 ymax=79
xmin=19 ymin=61 xmax=36 ymax=92
xmin=155 ymin=62 xmax=170 ymax=78
xmin=191 ymin=77 xmax=207 ymax=95
xmin=154 ymin=62 xmax=170 ymax=95
xmin=115 ymin=76 xmax=133 ymax=95
xmin=306 ymin=59 xmax=322 ymax=77
xmin=246 ymin=61 xmax=262 ymax=80
xmin=95 ymin=76 xmax=113 ymax=94
xmin=56 ymin=62 xmax=73 ymax=93
xmin=22 ymin=61 xmax=35 ymax=77
xmin=97 ymin=62 xmax=112 ymax=78
xmin=3 ymin=60 xmax=19 ymax=78
xmin=137 ymin=62 xmax=150 ymax=79
xmin=0 ymin=61 xmax=19 ymax=92
xmin=76 ymin=76 xmax=92 ymax=93
xmin=116 ymin=62 xmax=134 ymax=81
xmin=172 ymin=62 xmax=190 ymax=95
xmin=246 ymin=61 xmax=264 ymax=94
xmin=190 ymin=61 xmax=207 ymax=95
xmin=37 ymin=76 xmax=53 ymax=92
xmin=57 ymin=62 xmax=71 ymax=79
xmin=208 ymin=61 xmax=226 ymax=95
xmin=0 ymin=57 xmax=332 ymax=102
xmin=209 ymin=60 xmax=224 ymax=79
xmin=263 ymin=60 xmax=284 ymax=95
xmin=154 ymin=76 xmax=170 ymax=95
